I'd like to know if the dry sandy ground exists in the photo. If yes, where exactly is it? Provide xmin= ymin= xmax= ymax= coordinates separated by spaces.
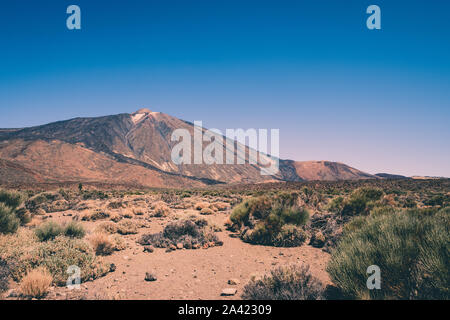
xmin=5 ymin=196 xmax=330 ymax=300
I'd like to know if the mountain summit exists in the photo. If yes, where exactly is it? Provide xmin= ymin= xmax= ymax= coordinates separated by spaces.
xmin=0 ymin=110 xmax=376 ymax=187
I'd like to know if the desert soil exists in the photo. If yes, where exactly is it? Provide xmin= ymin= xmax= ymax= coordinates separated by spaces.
xmin=6 ymin=195 xmax=330 ymax=300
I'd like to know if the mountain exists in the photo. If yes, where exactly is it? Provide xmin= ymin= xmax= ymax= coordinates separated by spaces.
xmin=375 ymin=173 xmax=409 ymax=179
xmin=0 ymin=109 xmax=376 ymax=187
xmin=290 ymin=160 xmax=376 ymax=181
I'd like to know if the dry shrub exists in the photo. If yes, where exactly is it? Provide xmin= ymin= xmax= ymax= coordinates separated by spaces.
xmin=132 ymin=207 xmax=146 ymax=216
xmin=19 ymin=267 xmax=52 ymax=298
xmin=242 ymin=264 xmax=324 ymax=300
xmin=0 ymin=230 xmax=109 ymax=285
xmin=121 ymin=208 xmax=134 ymax=219
xmin=212 ymin=202 xmax=230 ymax=211
xmin=107 ymin=201 xmax=124 ymax=209
xmin=89 ymin=233 xmax=115 ymax=256
xmin=139 ymin=217 xmax=220 ymax=249
xmin=116 ymin=220 xmax=139 ymax=235
xmin=152 ymin=201 xmax=170 ymax=217
xmin=200 ymin=207 xmax=214 ymax=215
xmin=95 ymin=221 xmax=118 ymax=234
xmin=194 ymin=202 xmax=210 ymax=211
xmin=111 ymin=234 xmax=127 ymax=251
xmin=81 ymin=209 xmax=110 ymax=221
xmin=109 ymin=212 xmax=123 ymax=222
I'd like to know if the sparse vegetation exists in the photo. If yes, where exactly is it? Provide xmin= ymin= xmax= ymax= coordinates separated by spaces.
xmin=231 ymin=193 xmax=309 ymax=247
xmin=0 ymin=229 xmax=109 ymax=286
xmin=242 ymin=264 xmax=324 ymax=300
xmin=0 ymin=203 xmax=20 ymax=234
xmin=89 ymin=233 xmax=116 ymax=256
xmin=327 ymin=207 xmax=450 ymax=300
xmin=34 ymin=221 xmax=64 ymax=241
xmin=19 ymin=267 xmax=53 ymax=298
xmin=63 ymin=221 xmax=86 ymax=238
xmin=139 ymin=217 xmax=220 ymax=249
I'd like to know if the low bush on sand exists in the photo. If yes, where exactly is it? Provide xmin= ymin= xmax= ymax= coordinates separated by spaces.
xmin=63 ymin=221 xmax=86 ymax=239
xmin=339 ymin=187 xmax=384 ymax=216
xmin=116 ymin=220 xmax=139 ymax=235
xmin=0 ymin=203 xmax=20 ymax=235
xmin=151 ymin=201 xmax=170 ymax=217
xmin=0 ymin=190 xmax=27 ymax=234
xmin=231 ymin=193 xmax=309 ymax=247
xmin=0 ymin=229 xmax=110 ymax=286
xmin=19 ymin=267 xmax=53 ymax=298
xmin=0 ymin=258 xmax=10 ymax=293
xmin=34 ymin=221 xmax=64 ymax=241
xmin=139 ymin=217 xmax=221 ymax=249
xmin=327 ymin=207 xmax=449 ymax=299
xmin=89 ymin=233 xmax=116 ymax=256
xmin=242 ymin=264 xmax=324 ymax=300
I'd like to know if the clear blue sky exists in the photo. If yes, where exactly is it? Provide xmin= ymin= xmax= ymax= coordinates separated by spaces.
xmin=0 ymin=0 xmax=449 ymax=177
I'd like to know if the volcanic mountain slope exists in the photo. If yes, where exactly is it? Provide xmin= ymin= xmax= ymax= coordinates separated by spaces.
xmin=0 ymin=108 xmax=376 ymax=187
xmin=290 ymin=160 xmax=376 ymax=181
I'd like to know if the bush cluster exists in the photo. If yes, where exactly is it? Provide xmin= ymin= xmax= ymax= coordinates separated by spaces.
xmin=139 ymin=217 xmax=220 ymax=249
xmin=34 ymin=221 xmax=85 ymax=241
xmin=0 ymin=190 xmax=27 ymax=234
xmin=242 ymin=264 xmax=324 ymax=300
xmin=327 ymin=207 xmax=449 ymax=299
xmin=230 ymin=193 xmax=309 ymax=247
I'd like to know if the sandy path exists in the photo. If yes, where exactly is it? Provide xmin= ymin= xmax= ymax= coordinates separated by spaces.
xmin=46 ymin=210 xmax=330 ymax=300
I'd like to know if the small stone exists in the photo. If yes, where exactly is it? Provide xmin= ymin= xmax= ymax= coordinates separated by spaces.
xmin=221 ymin=288 xmax=237 ymax=296
xmin=228 ymin=279 xmax=240 ymax=285
xmin=145 ymin=272 xmax=157 ymax=282
xmin=143 ymin=245 xmax=154 ymax=253
xmin=169 ymin=244 xmax=177 ymax=250
xmin=176 ymin=243 xmax=183 ymax=249
xmin=109 ymin=263 xmax=117 ymax=272
xmin=7 ymin=289 xmax=18 ymax=298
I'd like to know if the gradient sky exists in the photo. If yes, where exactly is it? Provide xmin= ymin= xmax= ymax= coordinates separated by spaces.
xmin=0 ymin=0 xmax=449 ymax=177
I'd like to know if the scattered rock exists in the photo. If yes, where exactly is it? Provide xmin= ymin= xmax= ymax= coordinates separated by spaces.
xmin=109 ymin=263 xmax=117 ymax=272
xmin=227 ymin=279 xmax=240 ymax=285
xmin=176 ymin=243 xmax=184 ymax=249
xmin=145 ymin=272 xmax=157 ymax=282
xmin=7 ymin=289 xmax=18 ymax=298
xmin=221 ymin=288 xmax=237 ymax=296
xmin=143 ymin=245 xmax=154 ymax=253
xmin=310 ymin=231 xmax=326 ymax=248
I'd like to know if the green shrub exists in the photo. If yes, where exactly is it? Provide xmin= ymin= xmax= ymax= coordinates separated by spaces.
xmin=327 ymin=208 xmax=449 ymax=299
xmin=0 ymin=229 xmax=110 ymax=286
xmin=63 ymin=222 xmax=86 ymax=238
xmin=341 ymin=187 xmax=383 ymax=216
xmin=231 ymin=193 xmax=309 ymax=247
xmin=33 ymin=236 xmax=110 ymax=285
xmin=327 ymin=196 xmax=344 ymax=214
xmin=0 ymin=190 xmax=26 ymax=210
xmin=35 ymin=221 xmax=63 ymax=241
xmin=0 ymin=203 xmax=20 ymax=234
xmin=242 ymin=264 xmax=324 ymax=300
xmin=139 ymin=217 xmax=220 ymax=249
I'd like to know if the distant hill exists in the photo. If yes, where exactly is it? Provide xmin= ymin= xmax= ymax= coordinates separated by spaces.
xmin=375 ymin=173 xmax=410 ymax=179
xmin=0 ymin=109 xmax=377 ymax=187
